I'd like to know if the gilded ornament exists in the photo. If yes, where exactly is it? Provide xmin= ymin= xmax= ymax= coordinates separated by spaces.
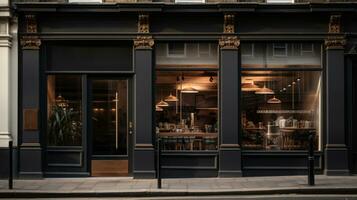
xmin=324 ymin=36 xmax=346 ymax=49
xmin=328 ymin=15 xmax=341 ymax=34
xmin=25 ymin=15 xmax=37 ymax=33
xmin=219 ymin=36 xmax=240 ymax=49
xmin=20 ymin=36 xmax=41 ymax=49
xmin=224 ymin=14 xmax=235 ymax=34
xmin=134 ymin=36 xmax=154 ymax=49
xmin=138 ymin=14 xmax=149 ymax=33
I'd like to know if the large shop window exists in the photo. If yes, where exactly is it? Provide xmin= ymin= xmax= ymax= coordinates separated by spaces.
xmin=155 ymin=42 xmax=219 ymax=151
xmin=241 ymin=42 xmax=322 ymax=151
xmin=47 ymin=75 xmax=82 ymax=146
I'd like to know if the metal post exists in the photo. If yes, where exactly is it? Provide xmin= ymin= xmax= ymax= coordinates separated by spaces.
xmin=9 ymin=141 xmax=13 ymax=190
xmin=308 ymin=134 xmax=315 ymax=186
xmin=157 ymin=137 xmax=162 ymax=189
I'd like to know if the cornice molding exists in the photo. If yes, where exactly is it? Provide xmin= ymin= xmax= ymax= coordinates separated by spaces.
xmin=134 ymin=35 xmax=154 ymax=49
xmin=219 ymin=35 xmax=240 ymax=49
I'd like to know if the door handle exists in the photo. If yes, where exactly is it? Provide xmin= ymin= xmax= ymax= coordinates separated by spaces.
xmin=129 ymin=122 xmax=133 ymax=135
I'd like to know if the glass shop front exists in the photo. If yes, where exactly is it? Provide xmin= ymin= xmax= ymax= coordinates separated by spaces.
xmin=153 ymin=41 xmax=323 ymax=177
xmin=240 ymin=42 xmax=322 ymax=152
xmin=155 ymin=42 xmax=219 ymax=152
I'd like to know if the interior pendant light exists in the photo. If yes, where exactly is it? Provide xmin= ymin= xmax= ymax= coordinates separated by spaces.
xmin=155 ymin=105 xmax=164 ymax=111
xmin=181 ymin=86 xmax=199 ymax=93
xmin=156 ymin=99 xmax=169 ymax=107
xmin=241 ymin=80 xmax=260 ymax=92
xmin=55 ymin=94 xmax=69 ymax=108
xmin=165 ymin=92 xmax=179 ymax=102
xmin=255 ymin=84 xmax=274 ymax=95
xmin=267 ymin=96 xmax=282 ymax=104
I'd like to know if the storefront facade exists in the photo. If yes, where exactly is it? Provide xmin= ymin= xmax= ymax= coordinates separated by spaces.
xmin=4 ymin=2 xmax=357 ymax=178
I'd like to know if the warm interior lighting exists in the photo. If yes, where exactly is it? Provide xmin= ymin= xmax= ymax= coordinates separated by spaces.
xmin=156 ymin=99 xmax=169 ymax=107
xmin=155 ymin=105 xmax=164 ymax=111
xmin=267 ymin=96 xmax=282 ymax=104
xmin=255 ymin=85 xmax=274 ymax=95
xmin=164 ymin=93 xmax=179 ymax=102
xmin=55 ymin=94 xmax=69 ymax=108
xmin=181 ymin=86 xmax=199 ymax=93
xmin=241 ymin=81 xmax=260 ymax=92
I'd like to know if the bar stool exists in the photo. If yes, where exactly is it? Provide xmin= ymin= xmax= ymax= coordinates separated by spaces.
xmin=204 ymin=136 xmax=217 ymax=150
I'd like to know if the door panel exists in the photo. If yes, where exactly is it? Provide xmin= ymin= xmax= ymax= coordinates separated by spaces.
xmin=89 ymin=78 xmax=132 ymax=176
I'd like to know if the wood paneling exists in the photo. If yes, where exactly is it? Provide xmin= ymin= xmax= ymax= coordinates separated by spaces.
xmin=91 ymin=160 xmax=128 ymax=177
xmin=23 ymin=108 xmax=38 ymax=131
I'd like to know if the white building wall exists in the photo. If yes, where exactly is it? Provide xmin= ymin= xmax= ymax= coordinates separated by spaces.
xmin=0 ymin=0 xmax=15 ymax=147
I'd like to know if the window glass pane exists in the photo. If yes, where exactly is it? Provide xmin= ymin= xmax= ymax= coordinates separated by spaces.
xmin=47 ymin=75 xmax=82 ymax=146
xmin=241 ymin=42 xmax=321 ymax=69
xmin=241 ymin=71 xmax=321 ymax=151
xmin=155 ymin=71 xmax=219 ymax=151
xmin=156 ymin=42 xmax=218 ymax=69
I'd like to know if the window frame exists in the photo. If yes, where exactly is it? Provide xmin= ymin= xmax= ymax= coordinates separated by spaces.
xmin=240 ymin=42 xmax=324 ymax=152
xmin=166 ymin=43 xmax=187 ymax=58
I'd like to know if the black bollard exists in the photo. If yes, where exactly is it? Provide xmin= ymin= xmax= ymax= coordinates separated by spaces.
xmin=308 ymin=134 xmax=315 ymax=186
xmin=9 ymin=141 xmax=13 ymax=190
xmin=157 ymin=137 xmax=162 ymax=189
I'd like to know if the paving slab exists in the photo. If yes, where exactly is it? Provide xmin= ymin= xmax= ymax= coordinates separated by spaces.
xmin=1 ymin=175 xmax=357 ymax=198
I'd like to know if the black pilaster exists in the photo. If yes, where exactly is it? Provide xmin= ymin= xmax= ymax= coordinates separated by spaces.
xmin=324 ymin=37 xmax=350 ymax=176
xmin=218 ymin=36 xmax=242 ymax=177
xmin=133 ymin=36 xmax=155 ymax=178
xmin=19 ymin=46 xmax=43 ymax=178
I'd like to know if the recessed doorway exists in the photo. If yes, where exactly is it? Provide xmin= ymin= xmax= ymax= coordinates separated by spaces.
xmin=88 ymin=77 xmax=133 ymax=177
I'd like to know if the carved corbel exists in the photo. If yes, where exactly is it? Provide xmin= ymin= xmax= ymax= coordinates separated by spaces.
xmin=328 ymin=15 xmax=341 ymax=34
xmin=219 ymin=36 xmax=240 ymax=49
xmin=325 ymin=35 xmax=346 ymax=50
xmin=20 ymin=36 xmax=41 ymax=50
xmin=25 ymin=15 xmax=38 ymax=33
xmin=223 ymin=14 xmax=235 ymax=34
xmin=325 ymin=15 xmax=345 ymax=49
xmin=21 ymin=14 xmax=41 ymax=49
xmin=134 ymin=35 xmax=154 ymax=49
xmin=138 ymin=14 xmax=149 ymax=33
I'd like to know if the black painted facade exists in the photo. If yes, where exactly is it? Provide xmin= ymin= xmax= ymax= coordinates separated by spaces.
xmin=1 ymin=2 xmax=356 ymax=178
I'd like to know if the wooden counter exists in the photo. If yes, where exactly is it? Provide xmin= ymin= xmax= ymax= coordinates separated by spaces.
xmin=158 ymin=132 xmax=218 ymax=138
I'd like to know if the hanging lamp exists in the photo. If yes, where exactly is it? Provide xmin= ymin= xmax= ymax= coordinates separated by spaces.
xmin=181 ymin=86 xmax=199 ymax=93
xmin=267 ymin=96 xmax=282 ymax=104
xmin=156 ymin=99 xmax=169 ymax=107
xmin=165 ymin=93 xmax=179 ymax=102
xmin=255 ymin=84 xmax=274 ymax=95
xmin=55 ymin=94 xmax=69 ymax=108
xmin=155 ymin=105 xmax=164 ymax=111
xmin=241 ymin=81 xmax=260 ymax=92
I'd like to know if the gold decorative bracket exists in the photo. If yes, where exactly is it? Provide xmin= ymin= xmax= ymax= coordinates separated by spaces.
xmin=138 ymin=14 xmax=149 ymax=33
xmin=25 ymin=15 xmax=37 ymax=33
xmin=134 ymin=35 xmax=154 ymax=49
xmin=20 ymin=36 xmax=41 ymax=50
xmin=325 ymin=35 xmax=346 ymax=50
xmin=328 ymin=15 xmax=341 ymax=34
xmin=325 ymin=15 xmax=345 ymax=50
xmin=219 ymin=36 xmax=240 ymax=49
xmin=21 ymin=14 xmax=41 ymax=49
xmin=223 ymin=14 xmax=235 ymax=34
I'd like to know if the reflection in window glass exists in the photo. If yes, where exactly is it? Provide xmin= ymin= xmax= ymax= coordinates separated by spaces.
xmin=241 ymin=42 xmax=321 ymax=69
xmin=156 ymin=42 xmax=218 ymax=68
xmin=47 ymin=75 xmax=82 ymax=146
xmin=155 ymin=71 xmax=218 ymax=151
xmin=241 ymin=71 xmax=321 ymax=151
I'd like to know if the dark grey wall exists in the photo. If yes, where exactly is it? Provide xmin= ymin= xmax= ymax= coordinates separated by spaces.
xmin=38 ymin=13 xmax=137 ymax=33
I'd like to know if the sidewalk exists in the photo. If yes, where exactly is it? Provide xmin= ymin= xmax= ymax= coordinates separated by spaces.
xmin=1 ymin=175 xmax=357 ymax=198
